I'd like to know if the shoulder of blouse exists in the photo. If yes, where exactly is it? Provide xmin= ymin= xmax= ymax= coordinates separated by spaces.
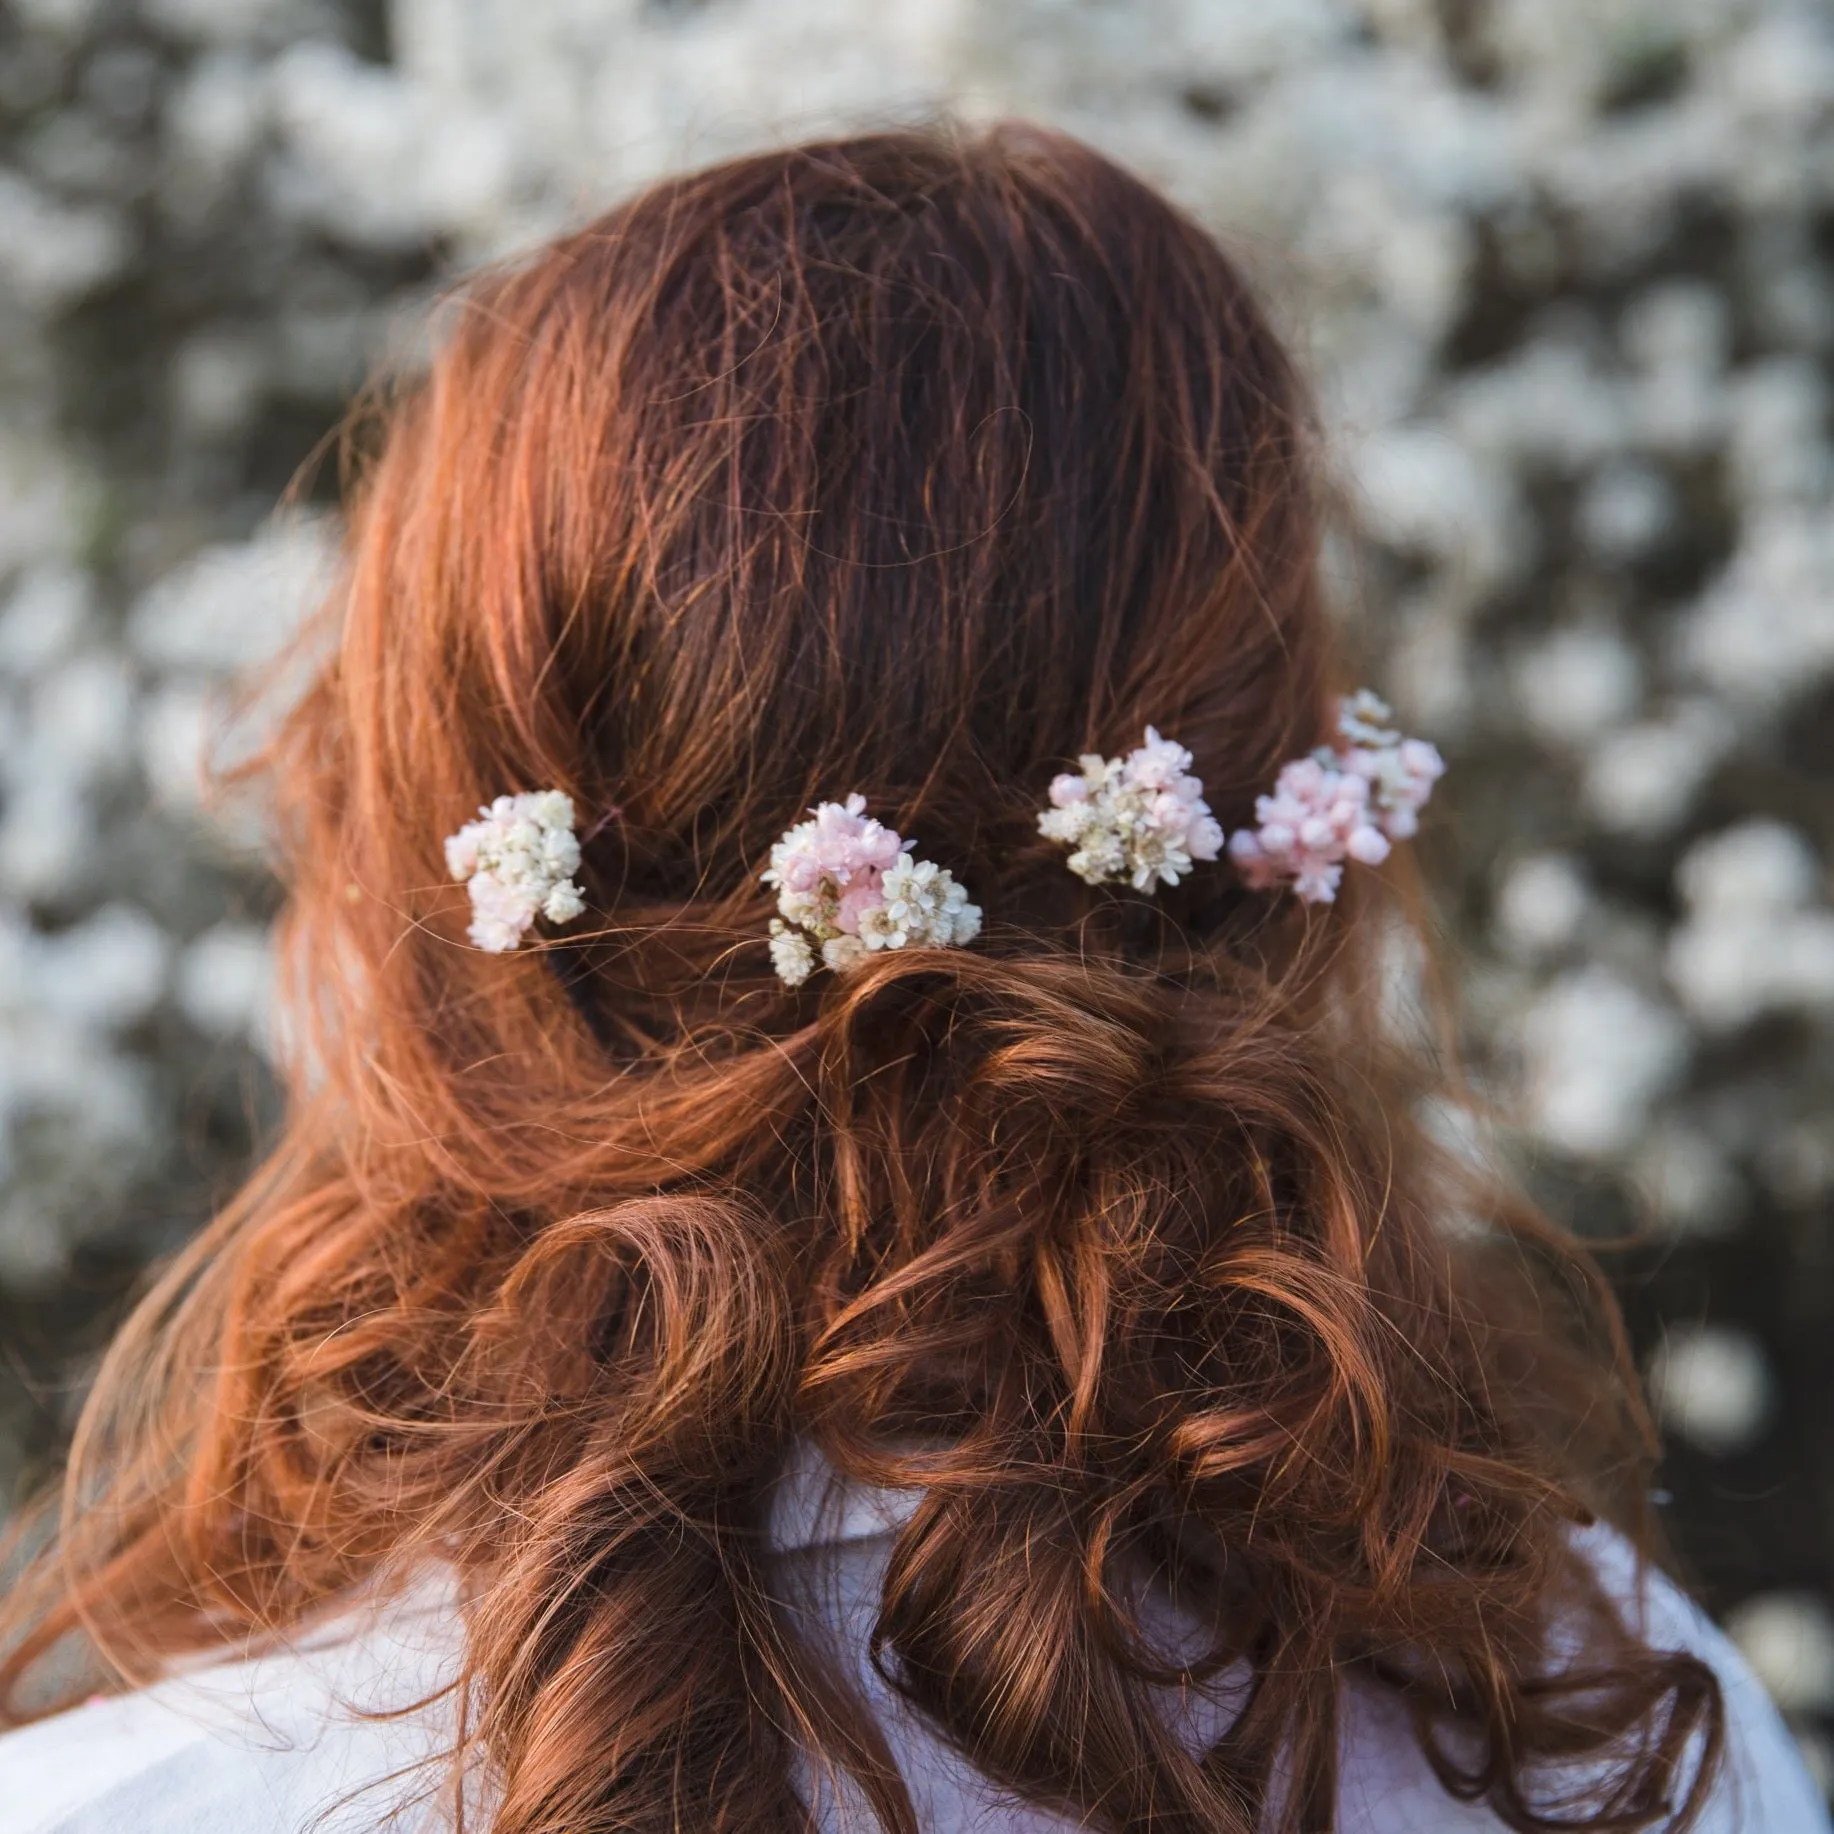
xmin=2 ymin=1452 xmax=1826 ymax=1834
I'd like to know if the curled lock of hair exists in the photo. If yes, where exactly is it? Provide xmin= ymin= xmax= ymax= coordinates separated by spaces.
xmin=0 ymin=126 xmax=1721 ymax=1833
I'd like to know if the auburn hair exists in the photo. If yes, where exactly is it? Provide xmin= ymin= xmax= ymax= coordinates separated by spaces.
xmin=0 ymin=126 xmax=1719 ymax=1831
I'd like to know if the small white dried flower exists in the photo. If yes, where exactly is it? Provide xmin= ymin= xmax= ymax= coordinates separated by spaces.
xmin=861 ymin=854 xmax=982 ymax=950
xmin=1336 ymin=688 xmax=1396 ymax=748
xmin=444 ymin=790 xmax=588 ymax=953
xmin=821 ymin=934 xmax=869 ymax=972
xmin=769 ymin=919 xmax=817 ymax=987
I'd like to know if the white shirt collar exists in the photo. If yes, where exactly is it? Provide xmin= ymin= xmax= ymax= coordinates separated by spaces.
xmin=766 ymin=1438 xmax=924 ymax=1552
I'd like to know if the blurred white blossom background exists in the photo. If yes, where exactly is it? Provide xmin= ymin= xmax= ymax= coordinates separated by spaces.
xmin=3 ymin=0 xmax=1834 ymax=1784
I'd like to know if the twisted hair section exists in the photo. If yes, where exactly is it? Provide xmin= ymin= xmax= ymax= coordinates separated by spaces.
xmin=1 ymin=127 xmax=1718 ymax=1832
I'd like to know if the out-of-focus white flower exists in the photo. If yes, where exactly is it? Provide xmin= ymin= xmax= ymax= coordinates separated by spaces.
xmin=1760 ymin=1120 xmax=1834 ymax=1208
xmin=171 ymin=333 xmax=268 ymax=439
xmin=1445 ymin=336 xmax=1628 ymax=473
xmin=1494 ymin=853 xmax=1591 ymax=961
xmin=0 ymin=1001 xmax=162 ymax=1293
xmin=0 ymin=769 xmax=97 ymax=901
xmin=31 ymin=904 xmax=171 ymax=1034
xmin=141 ymin=718 xmax=271 ymax=851
xmin=1679 ymin=510 xmax=1834 ymax=714
xmin=0 ymin=435 xmax=93 ymax=581
xmin=165 ymin=50 xmax=273 ymax=194
xmin=0 ymin=171 xmax=133 ymax=310
xmin=1384 ymin=586 xmax=1478 ymax=736
xmin=1668 ymin=822 xmax=1834 ymax=1030
xmin=141 ymin=0 xmax=308 ymax=43
xmin=1576 ymin=462 xmax=1674 ymax=562
xmin=1518 ymin=965 xmax=1688 ymax=1158
xmin=127 ymin=516 xmax=338 ymax=675
xmin=1582 ymin=701 xmax=1733 ymax=836
xmin=1727 ymin=358 xmax=1830 ymax=509
xmin=1513 ymin=625 xmax=1642 ymax=746
xmin=1726 ymin=1594 xmax=1834 ymax=1715
xmin=1669 ymin=912 xmax=1834 ymax=1031
xmin=136 ymin=680 xmax=211 ymax=812
xmin=1647 ymin=1323 xmax=1773 ymax=1456
xmin=268 ymin=40 xmax=517 ymax=248
xmin=1678 ymin=820 xmax=1822 ymax=917
xmin=1349 ymin=423 xmax=1528 ymax=586
xmin=177 ymin=922 xmax=274 ymax=1051
xmin=1722 ymin=11 xmax=1834 ymax=132
xmin=0 ymin=565 xmax=91 ymax=678
xmin=1621 ymin=282 xmax=1729 ymax=379
xmin=11 ymin=0 xmax=105 ymax=36
xmin=0 ymin=1197 xmax=68 ymax=1293
xmin=1630 ymin=1123 xmax=1743 ymax=1239
xmin=26 ymin=650 xmax=138 ymax=788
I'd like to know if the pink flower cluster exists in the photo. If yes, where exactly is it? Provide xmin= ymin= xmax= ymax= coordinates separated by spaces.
xmin=1226 ymin=691 xmax=1445 ymax=905
xmin=762 ymin=794 xmax=981 ymax=986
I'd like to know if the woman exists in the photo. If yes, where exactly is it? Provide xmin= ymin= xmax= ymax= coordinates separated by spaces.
xmin=0 ymin=126 xmax=1822 ymax=1833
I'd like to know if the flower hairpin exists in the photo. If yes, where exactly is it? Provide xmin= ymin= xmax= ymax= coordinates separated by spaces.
xmin=445 ymin=790 xmax=587 ymax=952
xmin=1226 ymin=690 xmax=1445 ymax=904
xmin=762 ymin=794 xmax=981 ymax=987
xmin=1036 ymin=727 xmax=1224 ymax=892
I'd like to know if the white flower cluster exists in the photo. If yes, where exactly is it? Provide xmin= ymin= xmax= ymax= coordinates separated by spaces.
xmin=443 ymin=791 xmax=587 ymax=953
xmin=762 ymin=794 xmax=980 ymax=987
xmin=1037 ymin=728 xmax=1223 ymax=893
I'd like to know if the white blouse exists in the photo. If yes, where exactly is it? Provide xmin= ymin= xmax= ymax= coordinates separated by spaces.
xmin=2 ymin=1446 xmax=1826 ymax=1833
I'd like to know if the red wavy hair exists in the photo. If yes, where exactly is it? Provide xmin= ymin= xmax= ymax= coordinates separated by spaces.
xmin=1 ymin=126 xmax=1720 ymax=1831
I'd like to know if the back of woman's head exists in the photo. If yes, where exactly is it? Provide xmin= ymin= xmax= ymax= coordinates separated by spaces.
xmin=1 ymin=127 xmax=1720 ymax=1833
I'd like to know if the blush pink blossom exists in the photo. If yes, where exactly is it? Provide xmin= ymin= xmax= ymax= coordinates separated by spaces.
xmin=835 ymin=880 xmax=884 ymax=935
xmin=1224 ymin=693 xmax=1443 ymax=905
